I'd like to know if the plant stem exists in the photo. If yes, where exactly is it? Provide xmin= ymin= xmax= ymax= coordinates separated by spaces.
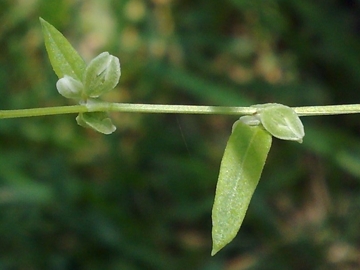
xmin=1 ymin=103 xmax=360 ymax=119
xmin=293 ymin=104 xmax=360 ymax=116
xmin=0 ymin=105 xmax=88 ymax=119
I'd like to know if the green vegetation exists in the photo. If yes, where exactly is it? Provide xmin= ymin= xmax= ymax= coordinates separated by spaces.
xmin=1 ymin=0 xmax=360 ymax=269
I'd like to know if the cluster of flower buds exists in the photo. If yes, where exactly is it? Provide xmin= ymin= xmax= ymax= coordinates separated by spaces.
xmin=56 ymin=52 xmax=120 ymax=102
xmin=55 ymin=52 xmax=120 ymax=134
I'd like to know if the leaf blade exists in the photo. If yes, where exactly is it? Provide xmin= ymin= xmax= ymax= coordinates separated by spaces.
xmin=40 ymin=17 xmax=86 ymax=80
xmin=211 ymin=121 xmax=272 ymax=255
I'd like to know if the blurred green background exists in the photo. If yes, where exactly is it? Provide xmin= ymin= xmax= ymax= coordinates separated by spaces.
xmin=1 ymin=0 xmax=360 ymax=269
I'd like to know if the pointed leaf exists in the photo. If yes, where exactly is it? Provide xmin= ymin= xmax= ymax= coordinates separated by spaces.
xmin=76 ymin=112 xmax=116 ymax=134
xmin=40 ymin=17 xmax=86 ymax=80
xmin=211 ymin=121 xmax=272 ymax=255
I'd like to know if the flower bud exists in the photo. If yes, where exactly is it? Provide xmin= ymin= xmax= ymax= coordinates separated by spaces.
xmin=83 ymin=52 xmax=121 ymax=98
xmin=56 ymin=75 xmax=84 ymax=99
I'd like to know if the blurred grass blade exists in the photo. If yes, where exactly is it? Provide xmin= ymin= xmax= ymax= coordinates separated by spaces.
xmin=211 ymin=121 xmax=272 ymax=255
xmin=40 ymin=17 xmax=86 ymax=81
xmin=0 ymin=184 xmax=53 ymax=205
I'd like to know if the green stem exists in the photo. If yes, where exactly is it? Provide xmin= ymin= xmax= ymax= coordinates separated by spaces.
xmin=1 ymin=103 xmax=360 ymax=119
xmin=293 ymin=104 xmax=360 ymax=116
xmin=0 ymin=105 xmax=88 ymax=119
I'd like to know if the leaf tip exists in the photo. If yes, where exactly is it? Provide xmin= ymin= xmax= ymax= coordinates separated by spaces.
xmin=39 ymin=17 xmax=49 ymax=27
xmin=211 ymin=231 xmax=232 ymax=256
xmin=211 ymin=247 xmax=220 ymax=256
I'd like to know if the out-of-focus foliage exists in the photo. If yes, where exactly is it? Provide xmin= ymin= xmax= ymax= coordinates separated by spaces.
xmin=0 ymin=0 xmax=360 ymax=269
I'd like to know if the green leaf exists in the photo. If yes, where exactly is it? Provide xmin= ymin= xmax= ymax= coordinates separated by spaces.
xmin=211 ymin=121 xmax=272 ymax=255
xmin=76 ymin=112 xmax=116 ymax=135
xmin=254 ymin=103 xmax=304 ymax=143
xmin=40 ymin=17 xmax=86 ymax=81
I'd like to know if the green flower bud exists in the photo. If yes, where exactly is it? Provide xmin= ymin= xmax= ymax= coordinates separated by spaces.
xmin=83 ymin=52 xmax=121 ymax=98
xmin=56 ymin=75 xmax=84 ymax=99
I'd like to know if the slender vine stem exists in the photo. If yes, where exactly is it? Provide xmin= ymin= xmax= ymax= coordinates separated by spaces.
xmin=1 ymin=102 xmax=360 ymax=119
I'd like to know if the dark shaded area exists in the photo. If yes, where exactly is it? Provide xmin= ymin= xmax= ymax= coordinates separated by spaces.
xmin=0 ymin=0 xmax=360 ymax=269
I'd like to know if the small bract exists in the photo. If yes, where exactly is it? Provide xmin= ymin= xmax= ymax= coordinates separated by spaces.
xmin=56 ymin=75 xmax=84 ymax=99
xmin=83 ymin=52 xmax=121 ymax=98
xmin=239 ymin=103 xmax=304 ymax=143
xmin=76 ymin=112 xmax=116 ymax=135
xmin=255 ymin=103 xmax=304 ymax=143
